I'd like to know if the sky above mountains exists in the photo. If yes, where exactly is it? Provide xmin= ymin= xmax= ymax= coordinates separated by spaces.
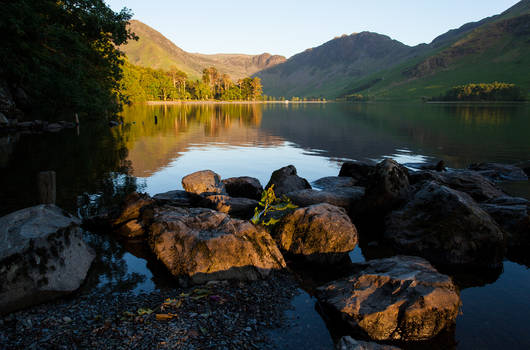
xmin=105 ymin=0 xmax=520 ymax=57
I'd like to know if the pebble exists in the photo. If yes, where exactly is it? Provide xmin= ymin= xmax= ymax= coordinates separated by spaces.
xmin=0 ymin=271 xmax=299 ymax=350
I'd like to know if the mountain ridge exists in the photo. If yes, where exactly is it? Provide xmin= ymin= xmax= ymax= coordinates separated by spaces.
xmin=121 ymin=20 xmax=286 ymax=79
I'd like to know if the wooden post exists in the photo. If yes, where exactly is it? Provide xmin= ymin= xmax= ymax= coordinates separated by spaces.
xmin=38 ymin=171 xmax=56 ymax=204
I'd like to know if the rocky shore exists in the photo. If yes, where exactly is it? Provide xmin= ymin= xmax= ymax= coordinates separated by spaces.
xmin=1 ymin=159 xmax=529 ymax=349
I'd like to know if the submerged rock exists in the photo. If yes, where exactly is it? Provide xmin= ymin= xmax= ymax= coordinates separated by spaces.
xmin=265 ymin=165 xmax=311 ymax=196
xmin=222 ymin=176 xmax=263 ymax=200
xmin=317 ymin=256 xmax=461 ymax=341
xmin=468 ymin=162 xmax=528 ymax=182
xmin=385 ymin=181 xmax=505 ymax=267
xmin=148 ymin=206 xmax=285 ymax=284
xmin=182 ymin=170 xmax=226 ymax=195
xmin=0 ymin=205 xmax=94 ymax=315
xmin=409 ymin=170 xmax=504 ymax=202
xmin=336 ymin=336 xmax=401 ymax=350
xmin=274 ymin=203 xmax=358 ymax=263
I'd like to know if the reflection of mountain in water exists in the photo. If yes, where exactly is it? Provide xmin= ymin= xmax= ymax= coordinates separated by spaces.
xmin=259 ymin=103 xmax=530 ymax=168
xmin=119 ymin=104 xmax=284 ymax=177
xmin=118 ymin=102 xmax=530 ymax=179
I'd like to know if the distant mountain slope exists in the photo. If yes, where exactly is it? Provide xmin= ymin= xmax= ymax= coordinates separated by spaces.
xmin=121 ymin=20 xmax=286 ymax=79
xmin=256 ymin=0 xmax=529 ymax=99
xmin=341 ymin=3 xmax=530 ymax=100
xmin=255 ymin=32 xmax=428 ymax=98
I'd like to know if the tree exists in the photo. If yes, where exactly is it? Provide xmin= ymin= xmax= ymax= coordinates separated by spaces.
xmin=0 ymin=0 xmax=136 ymax=119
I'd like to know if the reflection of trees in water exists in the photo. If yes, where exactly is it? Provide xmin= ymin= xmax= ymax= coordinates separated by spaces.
xmin=0 ymin=121 xmax=136 ymax=216
xmin=442 ymin=105 xmax=515 ymax=126
xmin=80 ymin=232 xmax=147 ymax=294
xmin=119 ymin=103 xmax=278 ymax=177
xmin=120 ymin=103 xmax=263 ymax=141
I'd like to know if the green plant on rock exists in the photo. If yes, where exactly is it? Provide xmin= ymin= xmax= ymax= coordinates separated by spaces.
xmin=251 ymin=185 xmax=298 ymax=226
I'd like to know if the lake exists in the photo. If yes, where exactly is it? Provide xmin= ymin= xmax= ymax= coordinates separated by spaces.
xmin=1 ymin=102 xmax=529 ymax=349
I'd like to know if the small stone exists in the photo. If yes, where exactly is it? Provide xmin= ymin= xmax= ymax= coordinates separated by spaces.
xmin=63 ymin=316 xmax=72 ymax=323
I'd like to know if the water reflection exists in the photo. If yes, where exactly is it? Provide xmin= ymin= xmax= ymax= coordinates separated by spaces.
xmin=2 ymin=102 xmax=530 ymax=349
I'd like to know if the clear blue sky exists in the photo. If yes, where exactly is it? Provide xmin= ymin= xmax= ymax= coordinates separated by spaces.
xmin=105 ymin=0 xmax=520 ymax=58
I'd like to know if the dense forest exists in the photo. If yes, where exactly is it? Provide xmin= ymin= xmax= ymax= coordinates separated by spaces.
xmin=120 ymin=64 xmax=264 ymax=103
xmin=0 ymin=0 xmax=135 ymax=119
xmin=432 ymin=82 xmax=527 ymax=102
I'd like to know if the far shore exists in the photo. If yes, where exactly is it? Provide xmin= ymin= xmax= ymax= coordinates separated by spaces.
xmin=146 ymin=100 xmax=329 ymax=105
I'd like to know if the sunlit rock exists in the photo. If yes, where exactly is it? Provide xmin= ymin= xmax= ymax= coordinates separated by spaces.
xmin=317 ymin=256 xmax=460 ymax=341
xmin=182 ymin=170 xmax=226 ymax=195
xmin=273 ymin=203 xmax=358 ymax=263
xmin=148 ymin=206 xmax=285 ymax=284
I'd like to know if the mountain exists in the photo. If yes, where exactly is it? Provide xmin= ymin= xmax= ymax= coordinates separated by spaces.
xmin=255 ymin=32 xmax=428 ymax=98
xmin=256 ymin=0 xmax=530 ymax=99
xmin=341 ymin=1 xmax=530 ymax=100
xmin=121 ymin=20 xmax=286 ymax=79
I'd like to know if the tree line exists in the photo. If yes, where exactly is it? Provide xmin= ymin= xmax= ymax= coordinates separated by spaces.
xmin=432 ymin=82 xmax=526 ymax=102
xmin=120 ymin=63 xmax=264 ymax=103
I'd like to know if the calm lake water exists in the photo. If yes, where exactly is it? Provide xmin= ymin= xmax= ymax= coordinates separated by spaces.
xmin=1 ymin=102 xmax=529 ymax=349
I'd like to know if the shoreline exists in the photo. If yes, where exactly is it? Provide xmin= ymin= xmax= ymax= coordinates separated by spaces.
xmin=145 ymin=100 xmax=329 ymax=105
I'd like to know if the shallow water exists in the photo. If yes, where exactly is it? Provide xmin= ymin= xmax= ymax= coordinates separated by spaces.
xmin=1 ymin=102 xmax=529 ymax=349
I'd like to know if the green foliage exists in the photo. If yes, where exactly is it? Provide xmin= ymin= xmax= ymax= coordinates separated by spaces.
xmin=119 ymin=64 xmax=263 ymax=102
xmin=0 ymin=0 xmax=136 ymax=119
xmin=432 ymin=82 xmax=526 ymax=101
xmin=251 ymin=185 xmax=298 ymax=226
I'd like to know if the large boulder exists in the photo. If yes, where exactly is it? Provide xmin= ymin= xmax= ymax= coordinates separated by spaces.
xmin=363 ymin=159 xmax=410 ymax=212
xmin=468 ymin=163 xmax=528 ymax=182
xmin=199 ymin=194 xmax=258 ymax=219
xmin=286 ymin=187 xmax=364 ymax=211
xmin=148 ymin=206 xmax=286 ymax=284
xmin=182 ymin=170 xmax=226 ymax=195
xmin=265 ymin=165 xmax=311 ymax=196
xmin=0 ymin=205 xmax=95 ymax=315
xmin=385 ymin=181 xmax=505 ymax=267
xmin=339 ymin=162 xmax=375 ymax=186
xmin=222 ymin=176 xmax=263 ymax=200
xmin=409 ymin=170 xmax=504 ymax=202
xmin=274 ymin=203 xmax=358 ymax=263
xmin=317 ymin=256 xmax=461 ymax=341
xmin=336 ymin=336 xmax=401 ymax=350
xmin=480 ymin=196 xmax=530 ymax=249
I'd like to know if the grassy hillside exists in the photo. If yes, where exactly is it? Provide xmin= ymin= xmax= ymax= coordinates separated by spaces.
xmin=342 ymin=12 xmax=530 ymax=100
xmin=121 ymin=20 xmax=286 ymax=80
xmin=255 ymin=0 xmax=529 ymax=100
xmin=255 ymin=32 xmax=428 ymax=98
